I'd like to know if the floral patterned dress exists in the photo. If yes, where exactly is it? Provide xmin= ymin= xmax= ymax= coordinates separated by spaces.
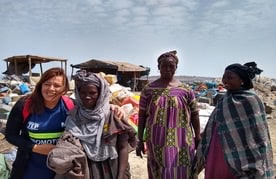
xmin=139 ymin=83 xmax=198 ymax=179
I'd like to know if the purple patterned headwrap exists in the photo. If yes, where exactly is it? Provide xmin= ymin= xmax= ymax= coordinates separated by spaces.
xmin=157 ymin=50 xmax=179 ymax=65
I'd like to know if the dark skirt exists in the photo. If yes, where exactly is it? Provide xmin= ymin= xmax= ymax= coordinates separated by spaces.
xmin=88 ymin=158 xmax=130 ymax=179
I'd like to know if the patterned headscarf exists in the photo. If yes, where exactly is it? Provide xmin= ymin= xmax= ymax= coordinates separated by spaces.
xmin=157 ymin=50 xmax=179 ymax=66
xmin=225 ymin=61 xmax=263 ymax=89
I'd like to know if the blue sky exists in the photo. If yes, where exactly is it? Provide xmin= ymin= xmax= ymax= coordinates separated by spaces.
xmin=0 ymin=0 xmax=275 ymax=78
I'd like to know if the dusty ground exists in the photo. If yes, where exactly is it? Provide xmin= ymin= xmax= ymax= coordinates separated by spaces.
xmin=268 ymin=119 xmax=276 ymax=174
xmin=129 ymin=119 xmax=276 ymax=179
xmin=1 ymin=119 xmax=275 ymax=178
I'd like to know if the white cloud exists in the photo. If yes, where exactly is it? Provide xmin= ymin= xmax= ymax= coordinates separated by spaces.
xmin=132 ymin=6 xmax=150 ymax=16
xmin=212 ymin=0 xmax=230 ymax=8
xmin=0 ymin=0 xmax=276 ymax=78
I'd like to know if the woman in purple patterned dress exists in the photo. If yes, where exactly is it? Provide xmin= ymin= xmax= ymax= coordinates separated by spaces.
xmin=136 ymin=50 xmax=201 ymax=179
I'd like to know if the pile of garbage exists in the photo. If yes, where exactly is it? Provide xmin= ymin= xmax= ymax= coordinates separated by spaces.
xmin=253 ymin=76 xmax=276 ymax=119
xmin=1 ymin=74 xmax=276 ymax=132
xmin=184 ymin=77 xmax=276 ymax=131
xmin=0 ymin=73 xmax=276 ymax=178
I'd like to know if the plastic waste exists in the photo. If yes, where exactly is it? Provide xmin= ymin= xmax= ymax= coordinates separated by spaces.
xmin=19 ymin=83 xmax=30 ymax=94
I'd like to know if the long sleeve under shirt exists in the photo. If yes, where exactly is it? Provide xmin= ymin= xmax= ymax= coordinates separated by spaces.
xmin=23 ymin=100 xmax=68 ymax=179
xmin=6 ymin=98 xmax=68 ymax=179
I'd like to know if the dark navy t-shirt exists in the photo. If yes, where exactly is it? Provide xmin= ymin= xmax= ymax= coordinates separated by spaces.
xmin=23 ymin=100 xmax=67 ymax=179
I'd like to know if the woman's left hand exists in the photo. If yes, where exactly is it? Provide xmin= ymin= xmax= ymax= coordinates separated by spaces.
xmin=32 ymin=143 xmax=55 ymax=155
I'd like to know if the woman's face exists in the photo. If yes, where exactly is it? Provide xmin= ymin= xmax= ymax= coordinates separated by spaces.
xmin=42 ymin=75 xmax=65 ymax=107
xmin=159 ymin=58 xmax=177 ymax=80
xmin=79 ymin=84 xmax=99 ymax=109
xmin=222 ymin=70 xmax=243 ymax=91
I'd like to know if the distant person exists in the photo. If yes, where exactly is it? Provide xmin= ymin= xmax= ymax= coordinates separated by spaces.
xmin=136 ymin=50 xmax=201 ymax=179
xmin=192 ymin=62 xmax=274 ymax=178
xmin=47 ymin=70 xmax=136 ymax=179
xmin=5 ymin=67 xmax=125 ymax=179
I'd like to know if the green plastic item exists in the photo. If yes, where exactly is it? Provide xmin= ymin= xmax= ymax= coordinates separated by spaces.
xmin=0 ymin=154 xmax=9 ymax=179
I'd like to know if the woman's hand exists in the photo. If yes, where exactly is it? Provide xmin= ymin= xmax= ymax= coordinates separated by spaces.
xmin=32 ymin=144 xmax=55 ymax=155
xmin=117 ymin=172 xmax=126 ymax=179
xmin=136 ymin=141 xmax=146 ymax=158
xmin=110 ymin=104 xmax=125 ymax=120
xmin=194 ymin=135 xmax=202 ymax=149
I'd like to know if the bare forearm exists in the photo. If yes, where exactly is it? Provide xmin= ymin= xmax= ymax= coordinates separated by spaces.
xmin=118 ymin=146 xmax=128 ymax=174
xmin=138 ymin=110 xmax=146 ymax=141
xmin=138 ymin=120 xmax=146 ymax=142
xmin=191 ymin=112 xmax=201 ymax=137
xmin=32 ymin=143 xmax=55 ymax=155
xmin=117 ymin=136 xmax=129 ymax=179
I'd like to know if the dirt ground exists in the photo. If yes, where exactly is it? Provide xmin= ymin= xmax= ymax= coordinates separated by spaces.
xmin=1 ymin=119 xmax=275 ymax=179
xmin=268 ymin=119 xmax=276 ymax=174
xmin=129 ymin=119 xmax=276 ymax=179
